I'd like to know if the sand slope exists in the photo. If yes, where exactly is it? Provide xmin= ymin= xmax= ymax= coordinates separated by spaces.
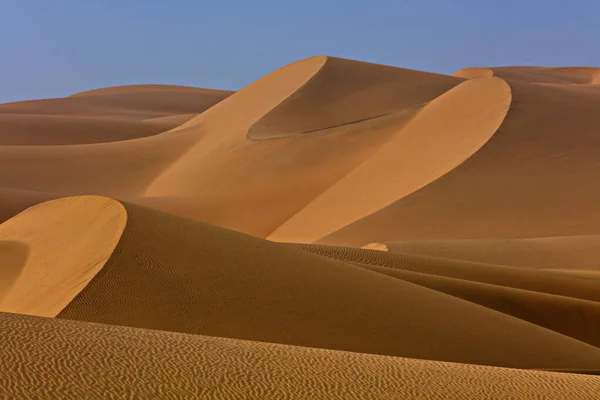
xmin=321 ymin=75 xmax=600 ymax=246
xmin=2 ymin=312 xmax=599 ymax=399
xmin=140 ymin=57 xmax=461 ymax=236
xmin=268 ymin=76 xmax=511 ymax=243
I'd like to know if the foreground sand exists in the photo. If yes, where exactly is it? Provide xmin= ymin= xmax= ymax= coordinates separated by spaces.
xmin=2 ymin=312 xmax=599 ymax=399
xmin=1 ymin=56 xmax=600 ymax=397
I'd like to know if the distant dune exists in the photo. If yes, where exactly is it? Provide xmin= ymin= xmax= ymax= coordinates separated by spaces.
xmin=1 ymin=56 xmax=599 ymax=396
xmin=0 ymin=84 xmax=232 ymax=145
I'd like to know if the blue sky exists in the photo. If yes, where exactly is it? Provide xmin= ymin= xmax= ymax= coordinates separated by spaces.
xmin=1 ymin=0 xmax=599 ymax=103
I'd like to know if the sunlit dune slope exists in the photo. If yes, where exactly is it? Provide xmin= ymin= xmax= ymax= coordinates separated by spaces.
xmin=2 ymin=312 xmax=599 ymax=399
xmin=1 ymin=196 xmax=600 ymax=369
xmin=268 ymin=76 xmax=511 ymax=243
xmin=320 ymin=76 xmax=600 ymax=246
xmin=248 ymin=56 xmax=459 ymax=139
xmin=142 ymin=56 xmax=460 ymax=236
xmin=0 ymin=57 xmax=458 ymax=230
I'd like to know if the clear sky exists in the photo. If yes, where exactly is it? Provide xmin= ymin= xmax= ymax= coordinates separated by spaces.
xmin=1 ymin=0 xmax=599 ymax=103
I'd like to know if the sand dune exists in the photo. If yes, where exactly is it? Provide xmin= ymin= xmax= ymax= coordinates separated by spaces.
xmin=0 ymin=114 xmax=172 ymax=145
xmin=2 ymin=55 xmax=600 ymax=395
xmin=0 ymin=196 xmax=126 ymax=317
xmin=320 ymin=75 xmax=600 ymax=246
xmin=268 ymin=76 xmax=511 ymax=243
xmin=142 ymin=57 xmax=460 ymax=236
xmin=0 ymin=84 xmax=232 ymax=146
xmin=248 ymin=56 xmax=459 ymax=139
xmin=0 ymin=84 xmax=233 ymax=119
xmin=455 ymin=66 xmax=600 ymax=84
xmin=2 ymin=196 xmax=600 ymax=370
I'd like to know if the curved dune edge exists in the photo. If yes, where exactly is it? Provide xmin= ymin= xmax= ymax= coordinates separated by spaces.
xmin=164 ymin=55 xmax=328 ymax=135
xmin=248 ymin=56 xmax=460 ymax=140
xmin=3 ymin=312 xmax=600 ymax=399
xmin=268 ymin=76 xmax=512 ymax=243
xmin=144 ymin=56 xmax=329 ymax=195
xmin=0 ymin=196 xmax=127 ymax=317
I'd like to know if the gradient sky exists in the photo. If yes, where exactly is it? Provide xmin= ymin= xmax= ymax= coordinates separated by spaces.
xmin=1 ymin=0 xmax=599 ymax=103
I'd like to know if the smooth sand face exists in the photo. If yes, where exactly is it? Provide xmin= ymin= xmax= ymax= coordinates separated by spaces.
xmin=384 ymin=235 xmax=600 ymax=269
xmin=0 ymin=196 xmax=126 ymax=317
xmin=321 ymin=76 xmax=600 ymax=246
xmin=269 ymin=77 xmax=511 ymax=243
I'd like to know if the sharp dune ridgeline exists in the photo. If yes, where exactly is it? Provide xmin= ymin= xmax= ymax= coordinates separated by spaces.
xmin=1 ymin=56 xmax=600 ymax=397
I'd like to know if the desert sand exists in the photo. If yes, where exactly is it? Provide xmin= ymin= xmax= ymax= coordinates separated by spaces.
xmin=1 ymin=57 xmax=599 ymax=397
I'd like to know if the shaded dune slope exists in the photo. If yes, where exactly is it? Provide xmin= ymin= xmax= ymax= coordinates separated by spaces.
xmin=0 ymin=85 xmax=233 ymax=145
xmin=0 ymin=114 xmax=171 ymax=145
xmin=321 ymin=76 xmax=600 ymax=246
xmin=1 ymin=196 xmax=600 ymax=369
xmin=293 ymin=243 xmax=600 ymax=347
xmin=384 ymin=235 xmax=600 ymax=269
xmin=248 ymin=56 xmax=460 ymax=139
xmin=1 ymin=313 xmax=599 ymax=399
xmin=142 ymin=57 xmax=460 ymax=236
xmin=0 ymin=187 xmax=57 ymax=224
xmin=268 ymin=76 xmax=511 ymax=243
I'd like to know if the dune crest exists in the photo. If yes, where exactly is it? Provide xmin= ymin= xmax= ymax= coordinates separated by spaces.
xmin=0 ymin=196 xmax=126 ymax=317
